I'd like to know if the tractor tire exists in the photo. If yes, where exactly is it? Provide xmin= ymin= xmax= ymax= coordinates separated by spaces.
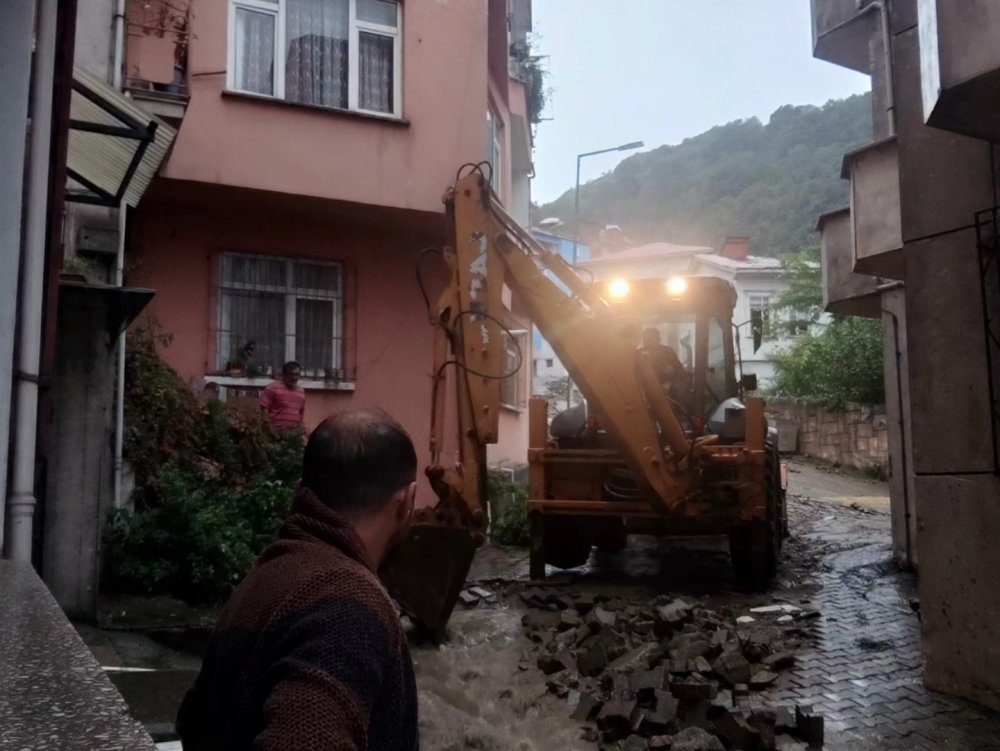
xmin=529 ymin=514 xmax=593 ymax=579
xmin=729 ymin=520 xmax=775 ymax=591
xmin=730 ymin=436 xmax=785 ymax=590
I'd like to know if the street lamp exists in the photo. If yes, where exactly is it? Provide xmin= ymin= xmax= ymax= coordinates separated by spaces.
xmin=572 ymin=140 xmax=644 ymax=265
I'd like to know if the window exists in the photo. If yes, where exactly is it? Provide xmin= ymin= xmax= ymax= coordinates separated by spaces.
xmin=218 ymin=253 xmax=345 ymax=380
xmin=487 ymin=107 xmax=503 ymax=193
xmin=501 ymin=330 xmax=528 ymax=409
xmin=748 ymin=293 xmax=771 ymax=353
xmin=229 ymin=0 xmax=401 ymax=116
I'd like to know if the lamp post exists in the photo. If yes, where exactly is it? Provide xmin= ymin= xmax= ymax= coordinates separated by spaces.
xmin=572 ymin=140 xmax=643 ymax=265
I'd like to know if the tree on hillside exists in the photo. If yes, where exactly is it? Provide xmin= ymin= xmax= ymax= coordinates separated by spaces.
xmin=769 ymin=246 xmax=885 ymax=407
xmin=537 ymin=94 xmax=873 ymax=257
xmin=775 ymin=246 xmax=824 ymax=328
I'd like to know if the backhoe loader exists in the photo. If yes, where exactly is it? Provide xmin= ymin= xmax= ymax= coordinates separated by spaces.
xmin=381 ymin=165 xmax=787 ymax=639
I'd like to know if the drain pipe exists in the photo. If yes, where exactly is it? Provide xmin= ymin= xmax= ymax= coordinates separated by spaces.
xmin=882 ymin=303 xmax=913 ymax=569
xmin=7 ymin=0 xmax=59 ymax=561
xmin=112 ymin=0 xmax=126 ymax=88
xmin=857 ymin=0 xmax=896 ymax=135
xmin=113 ymin=200 xmax=127 ymax=508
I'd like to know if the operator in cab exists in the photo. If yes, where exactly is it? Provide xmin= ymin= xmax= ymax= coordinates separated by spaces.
xmin=640 ymin=327 xmax=690 ymax=406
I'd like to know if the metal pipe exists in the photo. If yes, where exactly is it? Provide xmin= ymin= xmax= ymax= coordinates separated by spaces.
xmin=883 ymin=305 xmax=912 ymax=568
xmin=112 ymin=0 xmax=126 ymax=89
xmin=113 ymin=199 xmax=127 ymax=508
xmin=857 ymin=0 xmax=896 ymax=135
xmin=7 ymin=0 xmax=59 ymax=561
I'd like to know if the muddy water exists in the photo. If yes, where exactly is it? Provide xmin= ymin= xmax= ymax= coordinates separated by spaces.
xmin=413 ymin=606 xmax=591 ymax=751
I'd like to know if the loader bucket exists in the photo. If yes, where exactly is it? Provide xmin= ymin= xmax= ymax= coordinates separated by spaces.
xmin=380 ymin=512 xmax=483 ymax=642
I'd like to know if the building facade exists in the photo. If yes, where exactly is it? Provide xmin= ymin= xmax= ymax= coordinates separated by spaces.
xmin=812 ymin=0 xmax=1000 ymax=710
xmin=122 ymin=0 xmax=535 ymax=483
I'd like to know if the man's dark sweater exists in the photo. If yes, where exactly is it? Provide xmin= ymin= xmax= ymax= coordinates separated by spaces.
xmin=177 ymin=488 xmax=419 ymax=750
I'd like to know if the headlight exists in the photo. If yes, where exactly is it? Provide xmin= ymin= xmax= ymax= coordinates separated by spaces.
xmin=608 ymin=278 xmax=630 ymax=300
xmin=666 ymin=277 xmax=688 ymax=296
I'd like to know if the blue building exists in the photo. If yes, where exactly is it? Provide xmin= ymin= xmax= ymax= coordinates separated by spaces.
xmin=530 ymin=228 xmax=590 ymax=394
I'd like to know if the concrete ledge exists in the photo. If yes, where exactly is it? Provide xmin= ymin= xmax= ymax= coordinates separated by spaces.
xmin=0 ymin=561 xmax=156 ymax=750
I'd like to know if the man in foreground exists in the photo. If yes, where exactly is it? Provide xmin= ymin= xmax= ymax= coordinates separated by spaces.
xmin=177 ymin=408 xmax=420 ymax=750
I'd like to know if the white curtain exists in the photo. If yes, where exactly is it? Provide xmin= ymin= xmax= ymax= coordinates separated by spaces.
xmin=359 ymin=31 xmax=393 ymax=112
xmin=285 ymin=0 xmax=349 ymax=108
xmin=235 ymin=9 xmax=275 ymax=95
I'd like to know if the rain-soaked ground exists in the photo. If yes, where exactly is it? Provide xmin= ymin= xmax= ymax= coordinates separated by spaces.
xmin=412 ymin=472 xmax=860 ymax=750
xmin=79 ymin=460 xmax=1000 ymax=749
xmin=413 ymin=462 xmax=1000 ymax=750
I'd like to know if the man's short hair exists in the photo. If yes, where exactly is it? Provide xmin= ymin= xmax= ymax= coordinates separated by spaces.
xmin=283 ymin=361 xmax=302 ymax=373
xmin=302 ymin=408 xmax=417 ymax=516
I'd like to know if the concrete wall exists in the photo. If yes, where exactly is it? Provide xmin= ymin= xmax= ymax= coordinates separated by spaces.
xmin=916 ymin=473 xmax=1000 ymax=710
xmin=766 ymin=398 xmax=889 ymax=472
xmin=42 ymin=286 xmax=119 ymax=619
xmin=814 ymin=0 xmax=1000 ymax=710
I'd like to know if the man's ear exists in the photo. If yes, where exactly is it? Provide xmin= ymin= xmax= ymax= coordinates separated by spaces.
xmin=395 ymin=481 xmax=417 ymax=522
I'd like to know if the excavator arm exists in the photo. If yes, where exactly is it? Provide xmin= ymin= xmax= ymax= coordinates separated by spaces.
xmin=382 ymin=168 xmax=697 ymax=639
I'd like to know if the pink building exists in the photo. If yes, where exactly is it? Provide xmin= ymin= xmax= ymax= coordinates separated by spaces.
xmin=125 ymin=0 xmax=536 ymax=501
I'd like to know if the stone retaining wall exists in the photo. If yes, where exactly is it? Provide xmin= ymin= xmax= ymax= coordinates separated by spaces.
xmin=765 ymin=398 xmax=888 ymax=472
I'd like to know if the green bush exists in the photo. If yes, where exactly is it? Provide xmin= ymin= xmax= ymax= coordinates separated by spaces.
xmin=487 ymin=470 xmax=530 ymax=546
xmin=770 ymin=316 xmax=885 ymax=408
xmin=104 ymin=323 xmax=304 ymax=603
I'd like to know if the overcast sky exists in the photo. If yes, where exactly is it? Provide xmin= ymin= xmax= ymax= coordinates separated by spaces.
xmin=530 ymin=1 xmax=872 ymax=204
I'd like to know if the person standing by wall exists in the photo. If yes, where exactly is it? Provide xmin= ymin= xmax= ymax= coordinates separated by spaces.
xmin=261 ymin=361 xmax=305 ymax=430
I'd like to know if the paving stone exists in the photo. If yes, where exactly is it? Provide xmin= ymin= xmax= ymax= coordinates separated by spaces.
xmin=669 ymin=673 xmax=717 ymax=702
xmin=712 ymin=646 xmax=752 ymax=686
xmin=761 ymin=652 xmax=795 ymax=670
xmin=622 ymin=734 xmax=648 ymax=751
xmin=537 ymin=651 xmax=575 ymax=676
xmin=794 ymin=705 xmax=824 ymax=748
xmin=597 ymin=698 xmax=637 ymax=740
xmin=750 ymin=670 xmax=779 ymax=689
xmin=578 ymin=645 xmax=609 ymax=677
xmin=572 ymin=692 xmax=601 ymax=722
xmin=714 ymin=711 xmax=761 ymax=750
xmin=639 ymin=690 xmax=679 ymax=735
xmin=669 ymin=726 xmax=726 ymax=751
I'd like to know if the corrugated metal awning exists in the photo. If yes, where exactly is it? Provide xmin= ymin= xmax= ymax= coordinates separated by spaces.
xmin=66 ymin=67 xmax=177 ymax=207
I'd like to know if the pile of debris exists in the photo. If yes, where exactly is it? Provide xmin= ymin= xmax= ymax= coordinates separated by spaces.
xmin=515 ymin=587 xmax=824 ymax=750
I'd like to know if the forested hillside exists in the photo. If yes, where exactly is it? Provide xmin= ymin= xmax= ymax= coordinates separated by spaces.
xmin=536 ymin=93 xmax=872 ymax=256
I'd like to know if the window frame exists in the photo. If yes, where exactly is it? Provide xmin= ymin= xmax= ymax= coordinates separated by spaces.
xmin=216 ymin=252 xmax=347 ymax=382
xmin=487 ymin=106 xmax=503 ymax=194
xmin=500 ymin=328 xmax=529 ymax=411
xmin=227 ymin=0 xmax=403 ymax=118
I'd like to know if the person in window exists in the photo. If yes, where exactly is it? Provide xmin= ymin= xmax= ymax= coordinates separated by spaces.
xmin=639 ymin=327 xmax=691 ymax=407
xmin=261 ymin=361 xmax=306 ymax=430
xmin=177 ymin=409 xmax=420 ymax=751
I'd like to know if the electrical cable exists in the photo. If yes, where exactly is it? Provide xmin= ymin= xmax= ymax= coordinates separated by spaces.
xmin=415 ymin=247 xmax=442 ymax=318
xmin=433 ymin=308 xmax=524 ymax=382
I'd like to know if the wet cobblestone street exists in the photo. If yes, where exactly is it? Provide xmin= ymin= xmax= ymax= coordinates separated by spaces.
xmin=414 ymin=463 xmax=1000 ymax=750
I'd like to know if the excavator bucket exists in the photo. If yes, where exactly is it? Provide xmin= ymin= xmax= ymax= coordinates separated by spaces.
xmin=380 ymin=507 xmax=484 ymax=641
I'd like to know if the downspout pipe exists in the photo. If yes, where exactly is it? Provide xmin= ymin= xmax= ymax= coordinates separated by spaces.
xmin=113 ymin=200 xmax=127 ymax=508
xmin=112 ymin=0 xmax=126 ymax=89
xmin=883 ymin=305 xmax=913 ymax=569
xmin=7 ymin=0 xmax=59 ymax=561
xmin=857 ymin=0 xmax=896 ymax=135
